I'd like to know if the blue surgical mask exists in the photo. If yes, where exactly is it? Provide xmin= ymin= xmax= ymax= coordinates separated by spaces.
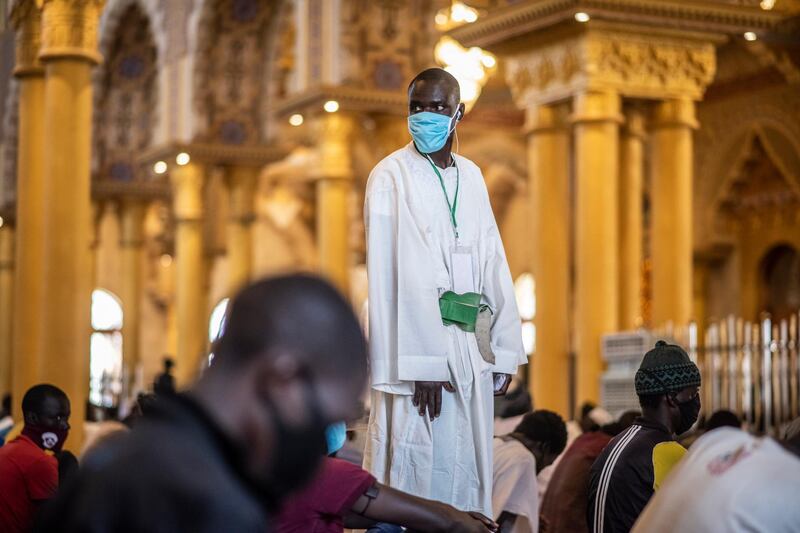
xmin=325 ymin=421 xmax=347 ymax=455
xmin=407 ymin=109 xmax=460 ymax=154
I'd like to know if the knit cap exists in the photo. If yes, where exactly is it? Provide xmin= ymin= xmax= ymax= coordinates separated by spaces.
xmin=634 ymin=340 xmax=701 ymax=395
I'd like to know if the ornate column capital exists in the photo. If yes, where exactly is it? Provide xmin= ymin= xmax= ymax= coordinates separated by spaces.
xmin=39 ymin=0 xmax=105 ymax=64
xmin=10 ymin=0 xmax=44 ymax=77
xmin=505 ymin=28 xmax=717 ymax=108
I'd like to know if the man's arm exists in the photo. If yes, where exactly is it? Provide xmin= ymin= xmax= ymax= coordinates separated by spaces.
xmin=345 ymin=481 xmax=497 ymax=533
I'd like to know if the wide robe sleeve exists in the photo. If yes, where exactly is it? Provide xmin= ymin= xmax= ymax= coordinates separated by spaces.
xmin=477 ymin=176 xmax=527 ymax=375
xmin=365 ymin=161 xmax=450 ymax=394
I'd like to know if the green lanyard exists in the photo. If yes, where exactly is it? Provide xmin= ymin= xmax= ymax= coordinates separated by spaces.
xmin=425 ymin=154 xmax=460 ymax=240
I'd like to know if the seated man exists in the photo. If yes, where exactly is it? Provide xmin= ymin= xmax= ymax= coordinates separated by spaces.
xmin=492 ymin=410 xmax=567 ymax=533
xmin=0 ymin=384 xmax=71 ymax=533
xmin=539 ymin=411 xmax=638 ymax=533
xmin=587 ymin=341 xmax=701 ymax=533
xmin=276 ymin=456 xmax=498 ymax=533
xmin=632 ymin=427 xmax=800 ymax=532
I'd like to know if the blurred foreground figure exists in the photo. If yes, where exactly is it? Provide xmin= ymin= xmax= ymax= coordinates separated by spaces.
xmin=587 ymin=341 xmax=701 ymax=533
xmin=632 ymin=428 xmax=800 ymax=532
xmin=492 ymin=410 xmax=567 ymax=533
xmin=0 ymin=384 xmax=70 ymax=533
xmin=37 ymin=275 xmax=368 ymax=533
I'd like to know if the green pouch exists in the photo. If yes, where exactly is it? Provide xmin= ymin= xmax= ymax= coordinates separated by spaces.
xmin=439 ymin=291 xmax=487 ymax=333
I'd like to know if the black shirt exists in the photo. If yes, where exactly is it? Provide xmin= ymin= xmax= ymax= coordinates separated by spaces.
xmin=36 ymin=395 xmax=271 ymax=533
xmin=586 ymin=417 xmax=685 ymax=533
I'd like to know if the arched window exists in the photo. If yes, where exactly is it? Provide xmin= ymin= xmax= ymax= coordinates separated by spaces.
xmin=514 ymin=273 xmax=536 ymax=355
xmin=90 ymin=289 xmax=124 ymax=407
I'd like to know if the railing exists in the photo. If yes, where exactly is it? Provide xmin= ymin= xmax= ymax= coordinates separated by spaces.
xmin=658 ymin=312 xmax=799 ymax=436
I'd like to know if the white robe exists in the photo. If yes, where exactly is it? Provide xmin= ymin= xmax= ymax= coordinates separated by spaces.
xmin=363 ymin=143 xmax=526 ymax=516
xmin=492 ymin=437 xmax=539 ymax=533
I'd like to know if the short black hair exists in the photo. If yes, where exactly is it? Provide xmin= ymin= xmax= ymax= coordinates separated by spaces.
xmin=213 ymin=274 xmax=367 ymax=379
xmin=706 ymin=409 xmax=741 ymax=431
xmin=638 ymin=393 xmax=664 ymax=409
xmin=21 ymin=384 xmax=68 ymax=416
xmin=514 ymin=410 xmax=568 ymax=455
xmin=579 ymin=401 xmax=597 ymax=419
xmin=408 ymin=67 xmax=461 ymax=102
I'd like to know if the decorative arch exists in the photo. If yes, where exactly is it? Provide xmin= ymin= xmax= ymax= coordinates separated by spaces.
xmin=94 ymin=2 xmax=159 ymax=182
xmin=758 ymin=243 xmax=800 ymax=321
xmin=191 ymin=0 xmax=286 ymax=145
xmin=708 ymin=124 xmax=800 ymax=235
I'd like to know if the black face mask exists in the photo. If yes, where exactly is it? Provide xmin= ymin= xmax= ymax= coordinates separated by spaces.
xmin=673 ymin=394 xmax=701 ymax=435
xmin=262 ymin=383 xmax=328 ymax=499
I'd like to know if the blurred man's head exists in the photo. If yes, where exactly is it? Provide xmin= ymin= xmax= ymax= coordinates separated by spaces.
xmin=635 ymin=341 xmax=701 ymax=436
xmin=21 ymin=384 xmax=70 ymax=452
xmin=601 ymin=410 xmax=641 ymax=437
xmin=513 ymin=410 xmax=568 ymax=473
xmin=198 ymin=274 xmax=368 ymax=496
xmin=706 ymin=409 xmax=741 ymax=432
xmin=163 ymin=357 xmax=175 ymax=371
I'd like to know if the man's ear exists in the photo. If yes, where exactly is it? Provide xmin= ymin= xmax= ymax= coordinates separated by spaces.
xmin=665 ymin=393 xmax=679 ymax=408
xmin=456 ymin=102 xmax=465 ymax=121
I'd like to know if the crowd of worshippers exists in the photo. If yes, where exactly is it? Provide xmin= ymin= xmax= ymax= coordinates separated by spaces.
xmin=0 ymin=275 xmax=799 ymax=532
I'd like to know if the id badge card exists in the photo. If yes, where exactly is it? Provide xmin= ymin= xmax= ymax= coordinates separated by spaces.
xmin=450 ymin=244 xmax=476 ymax=294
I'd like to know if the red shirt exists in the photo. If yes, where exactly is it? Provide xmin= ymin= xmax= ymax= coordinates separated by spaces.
xmin=0 ymin=435 xmax=59 ymax=533
xmin=540 ymin=431 xmax=612 ymax=533
xmin=276 ymin=457 xmax=376 ymax=533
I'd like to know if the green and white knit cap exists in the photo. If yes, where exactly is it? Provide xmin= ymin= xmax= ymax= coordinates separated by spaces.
xmin=634 ymin=340 xmax=701 ymax=396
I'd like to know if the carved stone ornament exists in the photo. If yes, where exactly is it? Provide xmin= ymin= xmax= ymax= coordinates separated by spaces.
xmin=10 ymin=0 xmax=44 ymax=76
xmin=506 ymin=30 xmax=717 ymax=107
xmin=39 ymin=0 xmax=105 ymax=64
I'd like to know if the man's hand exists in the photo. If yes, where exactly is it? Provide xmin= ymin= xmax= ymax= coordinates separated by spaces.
xmin=441 ymin=509 xmax=499 ymax=533
xmin=413 ymin=381 xmax=455 ymax=420
xmin=493 ymin=373 xmax=512 ymax=396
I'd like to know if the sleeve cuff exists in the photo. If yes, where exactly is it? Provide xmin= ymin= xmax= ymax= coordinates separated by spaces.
xmin=398 ymin=355 xmax=450 ymax=382
xmin=493 ymin=350 xmax=526 ymax=375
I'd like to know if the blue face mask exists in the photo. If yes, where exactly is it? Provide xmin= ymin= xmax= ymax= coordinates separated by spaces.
xmin=407 ymin=109 xmax=460 ymax=154
xmin=325 ymin=422 xmax=347 ymax=455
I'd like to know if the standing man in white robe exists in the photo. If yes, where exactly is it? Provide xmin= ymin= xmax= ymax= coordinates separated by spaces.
xmin=364 ymin=68 xmax=527 ymax=517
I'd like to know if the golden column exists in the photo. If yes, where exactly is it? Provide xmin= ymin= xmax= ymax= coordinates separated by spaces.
xmin=0 ymin=220 xmax=14 ymax=397
xmin=225 ymin=166 xmax=258 ymax=295
xmin=526 ymin=104 xmax=571 ymax=418
xmin=314 ymin=113 xmax=355 ymax=293
xmin=10 ymin=0 xmax=46 ymax=419
xmin=650 ymin=98 xmax=697 ymax=327
xmin=618 ymin=107 xmax=645 ymax=330
xmin=572 ymin=90 xmax=622 ymax=405
xmin=170 ymin=160 xmax=206 ymax=386
xmin=118 ymin=199 xmax=146 ymax=385
xmin=36 ymin=0 xmax=104 ymax=449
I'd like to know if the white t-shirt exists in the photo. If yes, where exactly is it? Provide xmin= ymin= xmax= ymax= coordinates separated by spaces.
xmin=493 ymin=437 xmax=539 ymax=533
xmin=632 ymin=428 xmax=800 ymax=533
